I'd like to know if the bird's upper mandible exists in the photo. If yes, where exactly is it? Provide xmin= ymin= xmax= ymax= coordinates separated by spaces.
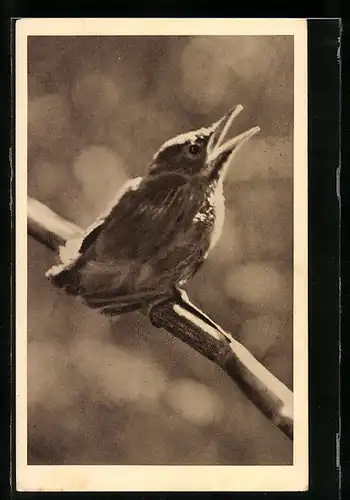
xmin=148 ymin=105 xmax=260 ymax=183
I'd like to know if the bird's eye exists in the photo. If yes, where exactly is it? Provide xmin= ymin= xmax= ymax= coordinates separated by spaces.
xmin=186 ymin=142 xmax=202 ymax=157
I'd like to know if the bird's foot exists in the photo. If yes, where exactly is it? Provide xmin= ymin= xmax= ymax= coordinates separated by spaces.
xmin=173 ymin=287 xmax=232 ymax=342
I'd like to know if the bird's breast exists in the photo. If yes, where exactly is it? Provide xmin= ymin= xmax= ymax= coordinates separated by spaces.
xmin=193 ymin=180 xmax=226 ymax=254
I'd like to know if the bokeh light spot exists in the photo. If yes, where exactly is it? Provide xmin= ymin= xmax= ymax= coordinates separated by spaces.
xmin=165 ymin=379 xmax=224 ymax=426
xmin=72 ymin=145 xmax=128 ymax=216
xmin=28 ymin=94 xmax=71 ymax=144
xmin=226 ymin=262 xmax=291 ymax=312
xmin=71 ymin=73 xmax=120 ymax=122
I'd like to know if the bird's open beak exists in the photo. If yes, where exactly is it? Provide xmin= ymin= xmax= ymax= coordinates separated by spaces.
xmin=206 ymin=105 xmax=260 ymax=180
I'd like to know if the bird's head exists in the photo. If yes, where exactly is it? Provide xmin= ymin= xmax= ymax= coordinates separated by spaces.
xmin=148 ymin=105 xmax=260 ymax=182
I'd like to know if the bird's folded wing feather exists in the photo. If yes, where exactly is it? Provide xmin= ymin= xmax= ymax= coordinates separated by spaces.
xmin=47 ymin=173 xmax=206 ymax=300
xmin=90 ymin=173 xmax=205 ymax=263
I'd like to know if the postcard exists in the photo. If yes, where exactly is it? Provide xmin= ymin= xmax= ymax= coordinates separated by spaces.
xmin=16 ymin=17 xmax=308 ymax=492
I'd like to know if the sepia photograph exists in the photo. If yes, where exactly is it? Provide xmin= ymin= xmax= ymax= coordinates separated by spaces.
xmin=16 ymin=18 xmax=308 ymax=492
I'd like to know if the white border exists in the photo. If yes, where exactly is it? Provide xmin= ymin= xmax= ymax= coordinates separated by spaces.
xmin=16 ymin=18 xmax=308 ymax=492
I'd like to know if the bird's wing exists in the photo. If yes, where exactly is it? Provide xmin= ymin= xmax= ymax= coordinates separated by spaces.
xmin=47 ymin=173 xmax=206 ymax=307
xmin=90 ymin=172 xmax=205 ymax=264
xmin=45 ymin=177 xmax=143 ymax=285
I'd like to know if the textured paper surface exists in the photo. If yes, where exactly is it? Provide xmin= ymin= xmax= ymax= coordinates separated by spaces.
xmin=16 ymin=18 xmax=308 ymax=492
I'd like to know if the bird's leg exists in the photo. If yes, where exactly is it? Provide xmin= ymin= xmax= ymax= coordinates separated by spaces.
xmin=172 ymin=287 xmax=233 ymax=343
xmin=146 ymin=292 xmax=176 ymax=325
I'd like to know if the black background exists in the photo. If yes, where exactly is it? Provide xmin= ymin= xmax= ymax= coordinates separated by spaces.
xmin=1 ymin=14 xmax=342 ymax=500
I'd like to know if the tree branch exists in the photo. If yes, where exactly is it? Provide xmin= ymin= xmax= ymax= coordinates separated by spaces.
xmin=27 ymin=195 xmax=293 ymax=440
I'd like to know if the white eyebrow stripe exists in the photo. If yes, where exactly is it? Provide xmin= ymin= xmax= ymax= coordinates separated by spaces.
xmin=154 ymin=127 xmax=211 ymax=158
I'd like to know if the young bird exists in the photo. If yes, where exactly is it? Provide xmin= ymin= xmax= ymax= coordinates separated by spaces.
xmin=46 ymin=105 xmax=259 ymax=319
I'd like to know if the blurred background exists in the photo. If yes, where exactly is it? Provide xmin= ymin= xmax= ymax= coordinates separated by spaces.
xmin=27 ymin=35 xmax=294 ymax=465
